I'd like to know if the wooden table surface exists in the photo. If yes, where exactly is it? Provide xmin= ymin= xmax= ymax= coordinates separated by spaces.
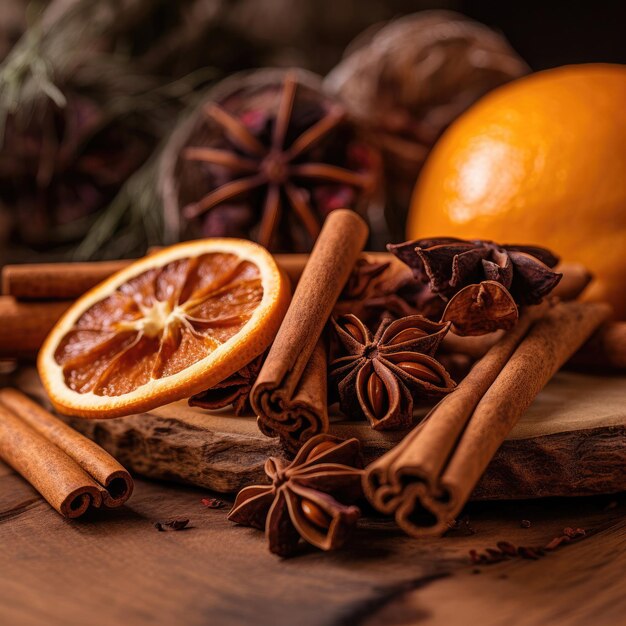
xmin=2 ymin=457 xmax=625 ymax=626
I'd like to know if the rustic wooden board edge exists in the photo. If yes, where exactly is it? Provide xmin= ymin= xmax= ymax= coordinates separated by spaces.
xmin=14 ymin=368 xmax=626 ymax=500
xmin=70 ymin=413 xmax=626 ymax=500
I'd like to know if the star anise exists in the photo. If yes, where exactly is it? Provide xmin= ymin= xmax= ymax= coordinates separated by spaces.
xmin=333 ymin=256 xmax=440 ymax=328
xmin=173 ymin=69 xmax=380 ymax=251
xmin=189 ymin=353 xmax=264 ymax=415
xmin=228 ymin=435 xmax=363 ymax=557
xmin=389 ymin=238 xmax=563 ymax=335
xmin=329 ymin=314 xmax=455 ymax=430
xmin=389 ymin=237 xmax=562 ymax=305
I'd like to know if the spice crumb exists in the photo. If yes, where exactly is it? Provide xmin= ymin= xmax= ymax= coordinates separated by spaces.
xmin=154 ymin=518 xmax=190 ymax=532
xmin=520 ymin=519 xmax=531 ymax=528
xmin=201 ymin=497 xmax=225 ymax=509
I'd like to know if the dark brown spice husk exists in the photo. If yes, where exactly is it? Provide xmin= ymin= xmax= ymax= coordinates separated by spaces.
xmin=201 ymin=498 xmax=225 ymax=509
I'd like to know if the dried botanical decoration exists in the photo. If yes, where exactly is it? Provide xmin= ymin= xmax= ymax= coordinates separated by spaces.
xmin=329 ymin=314 xmax=455 ymax=430
xmin=389 ymin=237 xmax=563 ymax=335
xmin=228 ymin=434 xmax=363 ymax=557
xmin=389 ymin=237 xmax=562 ymax=305
xmin=163 ymin=68 xmax=381 ymax=252
xmin=0 ymin=74 xmax=160 ymax=257
xmin=333 ymin=256 xmax=440 ymax=329
xmin=325 ymin=10 xmax=529 ymax=236
xmin=440 ymin=281 xmax=519 ymax=336
xmin=189 ymin=353 xmax=265 ymax=415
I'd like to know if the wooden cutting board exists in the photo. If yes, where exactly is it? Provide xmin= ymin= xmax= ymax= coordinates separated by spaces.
xmin=16 ymin=369 xmax=626 ymax=500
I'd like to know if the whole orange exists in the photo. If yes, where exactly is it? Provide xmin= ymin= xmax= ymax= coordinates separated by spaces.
xmin=407 ymin=64 xmax=626 ymax=319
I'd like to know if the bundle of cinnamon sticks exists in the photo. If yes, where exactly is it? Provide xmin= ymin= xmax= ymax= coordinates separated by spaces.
xmin=364 ymin=300 xmax=611 ymax=536
xmin=0 ymin=389 xmax=133 ymax=518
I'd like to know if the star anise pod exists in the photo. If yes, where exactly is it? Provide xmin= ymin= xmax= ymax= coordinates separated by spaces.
xmin=389 ymin=237 xmax=563 ymax=335
xmin=389 ymin=237 xmax=562 ymax=305
xmin=168 ymin=68 xmax=381 ymax=251
xmin=333 ymin=256 xmax=440 ymax=328
xmin=329 ymin=314 xmax=455 ymax=430
xmin=189 ymin=353 xmax=264 ymax=415
xmin=228 ymin=434 xmax=363 ymax=557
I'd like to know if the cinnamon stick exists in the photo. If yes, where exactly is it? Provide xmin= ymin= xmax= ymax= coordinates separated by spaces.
xmin=0 ymin=389 xmax=133 ymax=507
xmin=0 ymin=297 xmax=71 ymax=358
xmin=365 ymin=300 xmax=611 ymax=537
xmin=251 ymin=209 xmax=368 ymax=452
xmin=552 ymin=262 xmax=593 ymax=301
xmin=2 ymin=260 xmax=130 ymax=300
xmin=0 ymin=403 xmax=103 ymax=518
xmin=569 ymin=321 xmax=626 ymax=371
xmin=1 ymin=254 xmax=309 ymax=300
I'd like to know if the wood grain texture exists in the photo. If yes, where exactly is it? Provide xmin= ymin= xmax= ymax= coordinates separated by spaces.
xmin=365 ymin=504 xmax=626 ymax=626
xmin=1 ymin=458 xmax=624 ymax=626
xmin=27 ymin=370 xmax=623 ymax=500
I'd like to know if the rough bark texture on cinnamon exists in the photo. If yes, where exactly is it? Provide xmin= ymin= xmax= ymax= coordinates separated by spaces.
xmin=2 ymin=261 xmax=130 ymax=300
xmin=0 ymin=389 xmax=133 ymax=516
xmin=251 ymin=209 xmax=368 ymax=453
xmin=0 ymin=297 xmax=71 ymax=358
xmin=364 ymin=300 xmax=611 ymax=537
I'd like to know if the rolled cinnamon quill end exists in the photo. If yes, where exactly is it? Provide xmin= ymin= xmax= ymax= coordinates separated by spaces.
xmin=364 ymin=300 xmax=611 ymax=537
xmin=251 ymin=209 xmax=369 ymax=453
xmin=0 ymin=404 xmax=102 ymax=518
xmin=0 ymin=389 xmax=133 ymax=507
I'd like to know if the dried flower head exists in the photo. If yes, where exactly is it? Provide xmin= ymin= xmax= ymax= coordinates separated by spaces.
xmin=164 ymin=68 xmax=381 ymax=251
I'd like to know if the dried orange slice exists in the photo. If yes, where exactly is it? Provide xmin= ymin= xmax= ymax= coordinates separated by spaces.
xmin=38 ymin=239 xmax=290 ymax=418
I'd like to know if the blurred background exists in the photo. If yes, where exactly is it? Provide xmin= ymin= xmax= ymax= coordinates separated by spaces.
xmin=1 ymin=0 xmax=624 ymax=264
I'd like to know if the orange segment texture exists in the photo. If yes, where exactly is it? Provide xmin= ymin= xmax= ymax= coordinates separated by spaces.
xmin=38 ymin=240 xmax=290 ymax=418
xmin=408 ymin=64 xmax=626 ymax=319
xmin=53 ymin=254 xmax=261 ymax=396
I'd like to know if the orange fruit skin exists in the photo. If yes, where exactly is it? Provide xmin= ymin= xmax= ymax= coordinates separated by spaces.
xmin=408 ymin=64 xmax=626 ymax=319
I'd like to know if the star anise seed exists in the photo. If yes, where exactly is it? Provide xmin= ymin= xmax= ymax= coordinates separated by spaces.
xmin=388 ymin=237 xmax=562 ymax=335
